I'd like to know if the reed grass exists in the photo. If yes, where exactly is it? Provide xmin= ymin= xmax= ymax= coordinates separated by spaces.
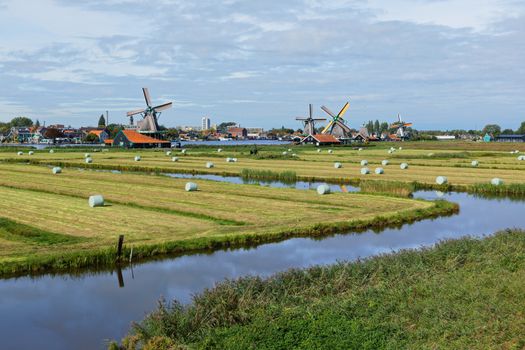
xmin=240 ymin=168 xmax=297 ymax=183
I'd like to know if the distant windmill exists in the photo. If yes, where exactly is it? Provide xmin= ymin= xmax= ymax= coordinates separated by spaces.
xmin=296 ymin=104 xmax=326 ymax=135
xmin=390 ymin=114 xmax=413 ymax=140
xmin=320 ymin=102 xmax=352 ymax=138
xmin=126 ymin=88 xmax=173 ymax=133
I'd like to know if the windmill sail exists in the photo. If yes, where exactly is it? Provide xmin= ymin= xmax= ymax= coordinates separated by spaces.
xmin=127 ymin=88 xmax=173 ymax=133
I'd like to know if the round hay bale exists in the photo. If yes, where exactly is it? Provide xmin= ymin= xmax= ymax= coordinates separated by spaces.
xmin=517 ymin=155 xmax=525 ymax=161
xmin=226 ymin=157 xmax=233 ymax=162
xmin=334 ymin=162 xmax=342 ymax=169
xmin=185 ymin=182 xmax=198 ymax=192
xmin=52 ymin=167 xmax=62 ymax=174
xmin=288 ymin=148 xmax=292 ymax=152
xmin=358 ymin=147 xmax=363 ymax=151
xmin=134 ymin=155 xmax=141 ymax=161
xmin=360 ymin=167 xmax=370 ymax=175
xmin=436 ymin=176 xmax=448 ymax=185
xmin=217 ymin=148 xmax=222 ymax=153
xmin=400 ymin=162 xmax=409 ymax=170
xmin=49 ymin=149 xmax=54 ymax=153
xmin=328 ymin=149 xmax=333 ymax=154
xmin=388 ymin=150 xmax=393 ymax=154
xmin=206 ymin=161 xmax=214 ymax=168
xmin=85 ymin=157 xmax=93 ymax=164
xmin=398 ymin=147 xmax=403 ymax=150
xmin=17 ymin=151 xmax=23 ymax=156
xmin=181 ymin=149 xmax=187 ymax=154
xmin=491 ymin=178 xmax=504 ymax=186
xmin=232 ymin=158 xmax=238 ymax=162
xmin=360 ymin=160 xmax=368 ymax=166
xmin=172 ymin=156 xmax=179 ymax=162
xmin=317 ymin=184 xmax=331 ymax=195
xmin=88 ymin=195 xmax=104 ymax=208
xmin=317 ymin=149 xmax=321 ymax=153
xmin=375 ymin=167 xmax=384 ymax=175
xmin=166 ymin=151 xmax=172 ymax=156
xmin=292 ymin=153 xmax=297 ymax=157
xmin=282 ymin=151 xmax=288 ymax=156
xmin=28 ymin=151 xmax=34 ymax=155
xmin=381 ymin=160 xmax=389 ymax=166
xmin=84 ymin=153 xmax=91 ymax=158
xmin=471 ymin=160 xmax=479 ymax=167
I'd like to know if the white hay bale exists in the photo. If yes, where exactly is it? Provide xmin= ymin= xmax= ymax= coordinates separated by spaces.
xmin=84 ymin=153 xmax=91 ymax=158
xmin=491 ymin=178 xmax=504 ymax=186
xmin=398 ymin=147 xmax=403 ymax=150
xmin=517 ymin=155 xmax=525 ymax=161
xmin=288 ymin=148 xmax=292 ymax=152
xmin=381 ymin=160 xmax=389 ymax=166
xmin=206 ymin=161 xmax=214 ymax=168
xmin=360 ymin=160 xmax=368 ymax=166
xmin=282 ymin=151 xmax=288 ymax=156
xmin=85 ymin=157 xmax=93 ymax=164
xmin=17 ymin=151 xmax=23 ymax=156
xmin=232 ymin=158 xmax=238 ymax=162
xmin=317 ymin=184 xmax=331 ymax=195
xmin=471 ymin=160 xmax=479 ymax=167
xmin=185 ymin=182 xmax=198 ymax=192
xmin=52 ymin=167 xmax=62 ymax=174
xmin=166 ymin=151 xmax=172 ymax=156
xmin=49 ymin=149 xmax=54 ymax=153
xmin=360 ymin=167 xmax=370 ymax=175
xmin=358 ymin=148 xmax=363 ymax=151
xmin=217 ymin=148 xmax=222 ymax=153
xmin=292 ymin=153 xmax=297 ymax=157
xmin=390 ymin=147 xmax=396 ymax=151
xmin=334 ymin=162 xmax=342 ymax=169
xmin=28 ymin=151 xmax=34 ymax=155
xmin=134 ymin=155 xmax=141 ymax=161
xmin=328 ymin=149 xmax=333 ymax=154
xmin=388 ymin=150 xmax=393 ymax=154
xmin=400 ymin=162 xmax=409 ymax=170
xmin=436 ymin=176 xmax=448 ymax=185
xmin=172 ymin=156 xmax=179 ymax=162
xmin=317 ymin=149 xmax=321 ymax=153
xmin=226 ymin=157 xmax=234 ymax=162
xmin=375 ymin=167 xmax=384 ymax=175
xmin=88 ymin=195 xmax=104 ymax=208
xmin=181 ymin=149 xmax=187 ymax=154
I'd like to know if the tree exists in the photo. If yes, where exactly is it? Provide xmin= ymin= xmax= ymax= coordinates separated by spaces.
xmin=217 ymin=122 xmax=237 ymax=133
xmin=43 ymin=128 xmax=63 ymax=142
xmin=98 ymin=114 xmax=106 ymax=128
xmin=374 ymin=120 xmax=380 ymax=134
xmin=516 ymin=121 xmax=525 ymax=135
xmin=10 ymin=116 xmax=33 ymax=127
xmin=380 ymin=122 xmax=389 ymax=134
xmin=481 ymin=124 xmax=501 ymax=136
xmin=84 ymin=133 xmax=99 ymax=143
xmin=35 ymin=119 xmax=41 ymax=127
xmin=502 ymin=129 xmax=514 ymax=135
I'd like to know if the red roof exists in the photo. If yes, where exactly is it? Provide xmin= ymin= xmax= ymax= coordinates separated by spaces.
xmin=309 ymin=134 xmax=341 ymax=143
xmin=104 ymin=139 xmax=113 ymax=144
xmin=89 ymin=130 xmax=105 ymax=136
xmin=122 ymin=130 xmax=170 ymax=144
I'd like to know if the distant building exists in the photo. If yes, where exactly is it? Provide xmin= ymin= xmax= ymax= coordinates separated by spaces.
xmin=201 ymin=117 xmax=211 ymax=131
xmin=111 ymin=130 xmax=171 ymax=148
xmin=435 ymin=135 xmax=456 ymax=141
xmin=495 ymin=134 xmax=525 ymax=143
xmin=246 ymin=127 xmax=264 ymax=139
xmin=301 ymin=134 xmax=341 ymax=145
xmin=227 ymin=127 xmax=248 ymax=139
xmin=483 ymin=133 xmax=492 ymax=142
xmin=88 ymin=129 xmax=110 ymax=143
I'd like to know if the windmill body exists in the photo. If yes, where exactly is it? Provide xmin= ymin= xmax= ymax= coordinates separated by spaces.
xmin=127 ymin=88 xmax=173 ymax=134
xmin=390 ymin=114 xmax=413 ymax=140
xmin=296 ymin=104 xmax=326 ymax=135
xmin=320 ymin=102 xmax=352 ymax=139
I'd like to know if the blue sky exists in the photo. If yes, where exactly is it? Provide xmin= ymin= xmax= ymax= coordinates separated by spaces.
xmin=0 ymin=0 xmax=524 ymax=130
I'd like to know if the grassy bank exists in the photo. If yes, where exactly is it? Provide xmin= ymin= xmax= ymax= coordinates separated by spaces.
xmin=114 ymin=229 xmax=525 ymax=350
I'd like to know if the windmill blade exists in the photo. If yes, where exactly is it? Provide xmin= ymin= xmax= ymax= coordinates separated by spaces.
xmin=313 ymin=118 xmax=327 ymax=121
xmin=335 ymin=120 xmax=351 ymax=133
xmin=337 ymin=102 xmax=350 ymax=118
xmin=322 ymin=120 xmax=334 ymax=134
xmin=296 ymin=117 xmax=308 ymax=121
xmin=153 ymin=102 xmax=172 ymax=112
xmin=309 ymin=104 xmax=313 ymax=119
xmin=403 ymin=123 xmax=413 ymax=127
xmin=398 ymin=114 xmax=402 ymax=122
xmin=321 ymin=105 xmax=336 ymax=118
xmin=142 ymin=88 xmax=152 ymax=107
xmin=127 ymin=108 xmax=145 ymax=117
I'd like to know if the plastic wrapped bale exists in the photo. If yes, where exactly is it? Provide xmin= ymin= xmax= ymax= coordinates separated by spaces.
xmin=375 ymin=167 xmax=384 ymax=175
xmin=185 ymin=182 xmax=198 ymax=192
xmin=232 ymin=158 xmax=238 ymax=162
xmin=52 ymin=167 xmax=62 ymax=174
xmin=360 ymin=160 xmax=368 ymax=166
xmin=181 ymin=149 xmax=187 ymax=154
xmin=217 ymin=148 xmax=222 ymax=153
xmin=358 ymin=148 xmax=363 ymax=151
xmin=400 ymin=163 xmax=409 ymax=170
xmin=282 ymin=151 xmax=288 ymax=156
xmin=85 ymin=157 xmax=93 ymax=164
xmin=328 ymin=149 xmax=333 ymax=154
xmin=206 ymin=162 xmax=214 ymax=168
xmin=17 ymin=151 xmax=23 ymax=156
xmin=317 ymin=184 xmax=331 ymax=195
xmin=166 ymin=151 xmax=172 ymax=156
xmin=360 ymin=167 xmax=370 ymax=175
xmin=292 ymin=153 xmax=297 ymax=157
xmin=226 ymin=157 xmax=234 ymax=162
xmin=388 ymin=150 xmax=393 ymax=154
xmin=491 ymin=178 xmax=504 ymax=186
xmin=381 ymin=160 xmax=389 ymax=166
xmin=84 ymin=153 xmax=91 ymax=158
xmin=518 ymin=155 xmax=525 ymax=161
xmin=471 ymin=160 xmax=479 ymax=167
xmin=334 ymin=162 xmax=342 ymax=169
xmin=134 ymin=155 xmax=141 ymax=162
xmin=88 ymin=195 xmax=104 ymax=208
xmin=28 ymin=151 xmax=34 ymax=155
xmin=398 ymin=147 xmax=403 ymax=150
xmin=436 ymin=176 xmax=448 ymax=185
xmin=49 ymin=149 xmax=54 ymax=154
xmin=288 ymin=148 xmax=292 ymax=152
xmin=172 ymin=157 xmax=179 ymax=162
xmin=317 ymin=149 xmax=321 ymax=153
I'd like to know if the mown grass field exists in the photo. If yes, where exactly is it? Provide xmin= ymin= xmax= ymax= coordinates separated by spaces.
xmin=115 ymin=229 xmax=525 ymax=350
xmin=0 ymin=163 xmax=448 ymax=275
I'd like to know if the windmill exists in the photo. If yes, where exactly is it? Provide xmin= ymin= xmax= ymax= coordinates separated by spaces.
xmin=320 ymin=102 xmax=352 ymax=139
xmin=390 ymin=114 xmax=413 ymax=140
xmin=126 ymin=88 xmax=173 ymax=133
xmin=296 ymin=104 xmax=326 ymax=135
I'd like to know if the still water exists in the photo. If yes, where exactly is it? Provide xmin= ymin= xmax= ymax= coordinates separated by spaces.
xmin=0 ymin=187 xmax=523 ymax=349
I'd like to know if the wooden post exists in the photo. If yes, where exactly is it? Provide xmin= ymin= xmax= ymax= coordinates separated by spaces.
xmin=117 ymin=235 xmax=124 ymax=261
xmin=116 ymin=266 xmax=124 ymax=288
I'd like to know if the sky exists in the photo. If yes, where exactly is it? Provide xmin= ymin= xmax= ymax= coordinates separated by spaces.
xmin=0 ymin=0 xmax=524 ymax=130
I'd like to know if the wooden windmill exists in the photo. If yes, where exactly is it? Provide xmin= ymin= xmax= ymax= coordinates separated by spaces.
xmin=390 ymin=114 xmax=413 ymax=140
xmin=320 ymin=102 xmax=352 ymax=139
xmin=126 ymin=88 xmax=173 ymax=133
xmin=296 ymin=104 xmax=326 ymax=135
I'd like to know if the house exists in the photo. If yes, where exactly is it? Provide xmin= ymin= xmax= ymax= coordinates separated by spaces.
xmin=227 ymin=127 xmax=248 ymax=139
xmin=483 ymin=133 xmax=492 ymax=142
xmin=435 ymin=135 xmax=456 ymax=141
xmin=88 ymin=129 xmax=110 ymax=143
xmin=301 ymin=134 xmax=341 ymax=145
xmin=495 ymin=134 xmax=525 ymax=143
xmin=111 ymin=130 xmax=170 ymax=148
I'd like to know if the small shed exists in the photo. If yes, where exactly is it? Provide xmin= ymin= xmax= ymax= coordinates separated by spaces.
xmin=300 ymin=134 xmax=341 ymax=146
xmin=112 ymin=130 xmax=171 ymax=148
xmin=483 ymin=133 xmax=492 ymax=143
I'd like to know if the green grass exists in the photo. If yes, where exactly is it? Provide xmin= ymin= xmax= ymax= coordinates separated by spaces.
xmin=114 ymin=229 xmax=525 ymax=350
xmin=0 ymin=217 xmax=86 ymax=245
xmin=240 ymin=168 xmax=297 ymax=183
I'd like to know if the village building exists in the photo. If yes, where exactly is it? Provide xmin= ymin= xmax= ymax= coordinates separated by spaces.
xmin=109 ymin=129 xmax=171 ymax=148
xmin=495 ymin=134 xmax=525 ymax=143
xmin=88 ymin=129 xmax=110 ymax=143
xmin=227 ymin=127 xmax=248 ymax=139
xmin=300 ymin=134 xmax=341 ymax=145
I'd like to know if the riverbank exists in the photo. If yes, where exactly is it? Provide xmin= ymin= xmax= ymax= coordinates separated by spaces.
xmin=115 ymin=229 xmax=525 ymax=349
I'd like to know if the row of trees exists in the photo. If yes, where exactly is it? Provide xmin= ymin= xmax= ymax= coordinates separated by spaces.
xmin=364 ymin=120 xmax=391 ymax=135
